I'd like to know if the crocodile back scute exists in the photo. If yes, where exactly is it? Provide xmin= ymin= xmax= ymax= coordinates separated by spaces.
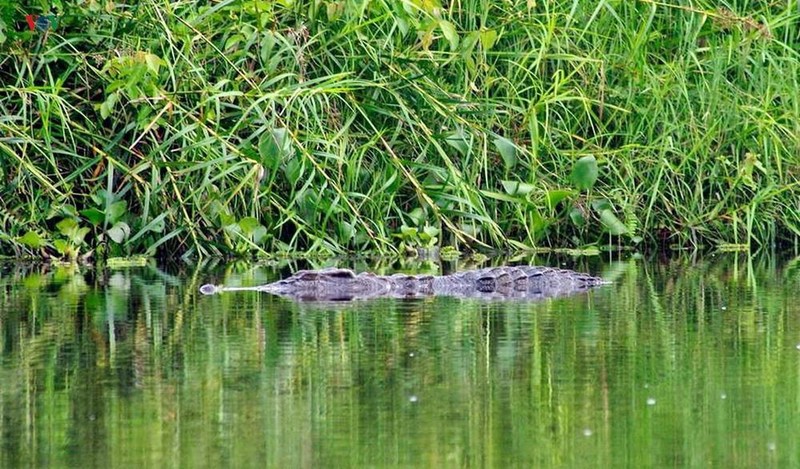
xmin=239 ymin=265 xmax=609 ymax=301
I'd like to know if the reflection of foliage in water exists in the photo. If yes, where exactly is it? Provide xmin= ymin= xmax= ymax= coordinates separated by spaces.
xmin=0 ymin=257 xmax=798 ymax=467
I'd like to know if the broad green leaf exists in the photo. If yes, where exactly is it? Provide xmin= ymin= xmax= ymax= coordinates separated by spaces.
xmin=599 ymin=209 xmax=628 ymax=235
xmin=479 ymin=29 xmax=498 ymax=50
xmin=238 ymin=217 xmax=261 ymax=235
xmin=545 ymin=189 xmax=574 ymax=209
xmin=337 ymin=221 xmax=354 ymax=243
xmin=569 ymin=207 xmax=586 ymax=227
xmin=223 ymin=223 xmax=242 ymax=234
xmin=81 ymin=208 xmax=105 ymax=226
xmin=400 ymin=225 xmax=418 ymax=238
xmin=224 ymin=34 xmax=243 ymax=51
xmin=95 ymin=189 xmax=115 ymax=206
xmin=60 ymin=205 xmax=79 ymax=218
xmin=127 ymin=213 xmax=168 ymax=245
xmin=18 ymin=231 xmax=45 ymax=248
xmin=396 ymin=16 xmax=409 ymax=35
xmin=570 ymin=155 xmax=598 ymax=191
xmin=591 ymin=199 xmax=613 ymax=212
xmin=418 ymin=28 xmax=434 ymax=50
xmin=274 ymin=128 xmax=293 ymax=155
xmin=259 ymin=127 xmax=293 ymax=166
xmin=284 ymin=159 xmax=304 ymax=186
xmin=252 ymin=226 xmax=268 ymax=244
xmin=414 ymin=0 xmax=442 ymax=15
xmin=529 ymin=210 xmax=548 ymax=233
xmin=219 ymin=211 xmax=236 ymax=227
xmin=408 ymin=208 xmax=425 ymax=226
xmin=445 ymin=130 xmax=470 ymax=155
xmin=423 ymin=225 xmax=440 ymax=238
xmin=72 ymin=226 xmax=90 ymax=245
xmin=100 ymin=92 xmax=118 ymax=119
xmin=326 ymin=1 xmax=344 ymax=21
xmin=53 ymin=239 xmax=69 ymax=255
xmin=501 ymin=180 xmax=536 ymax=196
xmin=462 ymin=31 xmax=480 ymax=54
xmin=419 ymin=224 xmax=439 ymax=246
xmin=439 ymin=20 xmax=459 ymax=50
xmin=260 ymin=32 xmax=276 ymax=66
xmin=108 ymin=201 xmax=127 ymax=223
xmin=56 ymin=218 xmax=78 ymax=235
xmin=150 ymin=217 xmax=165 ymax=233
xmin=480 ymin=189 xmax=524 ymax=203
xmin=493 ymin=136 xmax=517 ymax=169
xmin=258 ymin=131 xmax=279 ymax=164
xmin=137 ymin=105 xmax=155 ymax=129
xmin=144 ymin=53 xmax=164 ymax=74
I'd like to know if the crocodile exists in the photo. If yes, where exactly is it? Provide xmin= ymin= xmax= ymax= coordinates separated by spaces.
xmin=199 ymin=265 xmax=610 ymax=302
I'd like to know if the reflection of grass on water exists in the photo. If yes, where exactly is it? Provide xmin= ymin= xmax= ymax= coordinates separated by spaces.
xmin=0 ymin=257 xmax=798 ymax=466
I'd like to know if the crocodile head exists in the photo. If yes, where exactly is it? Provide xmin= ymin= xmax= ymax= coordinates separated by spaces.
xmin=262 ymin=268 xmax=392 ymax=301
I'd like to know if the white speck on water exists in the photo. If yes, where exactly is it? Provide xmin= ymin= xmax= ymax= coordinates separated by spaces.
xmin=720 ymin=393 xmax=727 ymax=400
xmin=721 ymin=306 xmax=727 ymax=310
xmin=409 ymin=395 xmax=418 ymax=403
xmin=767 ymin=442 xmax=776 ymax=451
xmin=409 ymin=352 xmax=415 ymax=357
xmin=796 ymin=343 xmax=800 ymax=350
xmin=644 ymin=383 xmax=649 ymax=389
xmin=583 ymin=428 xmax=593 ymax=437
xmin=646 ymin=398 xmax=657 ymax=406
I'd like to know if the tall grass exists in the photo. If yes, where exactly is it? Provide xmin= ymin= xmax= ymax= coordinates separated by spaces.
xmin=1 ymin=0 xmax=798 ymax=259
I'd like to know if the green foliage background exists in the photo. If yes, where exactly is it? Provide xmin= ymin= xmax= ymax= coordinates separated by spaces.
xmin=1 ymin=0 xmax=799 ymax=259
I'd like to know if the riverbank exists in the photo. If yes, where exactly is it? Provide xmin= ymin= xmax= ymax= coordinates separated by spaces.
xmin=1 ymin=1 xmax=798 ymax=260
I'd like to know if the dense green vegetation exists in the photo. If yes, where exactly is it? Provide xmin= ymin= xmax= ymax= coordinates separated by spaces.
xmin=1 ymin=1 xmax=799 ymax=259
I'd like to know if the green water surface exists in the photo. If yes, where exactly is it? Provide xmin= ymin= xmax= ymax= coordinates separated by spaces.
xmin=1 ymin=257 xmax=799 ymax=468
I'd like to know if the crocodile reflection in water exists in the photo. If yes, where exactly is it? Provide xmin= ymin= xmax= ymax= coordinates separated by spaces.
xmin=200 ymin=265 xmax=610 ymax=302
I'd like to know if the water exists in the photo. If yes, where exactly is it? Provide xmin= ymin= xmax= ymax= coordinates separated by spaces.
xmin=1 ymin=257 xmax=799 ymax=467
